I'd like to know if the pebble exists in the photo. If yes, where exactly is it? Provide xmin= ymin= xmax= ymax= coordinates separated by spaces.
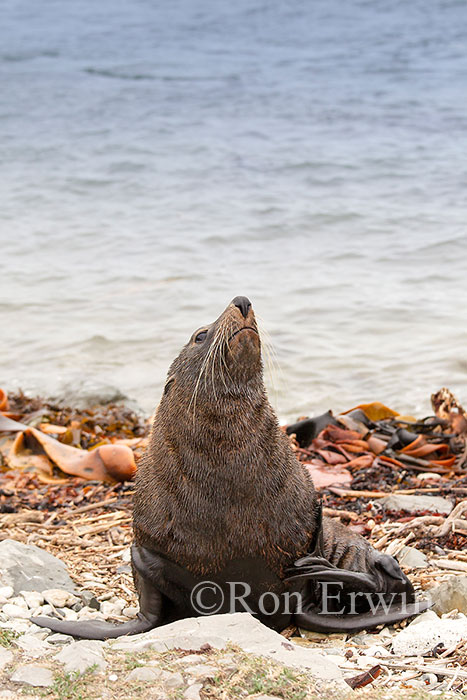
xmin=79 ymin=591 xmax=100 ymax=610
xmin=100 ymin=600 xmax=125 ymax=618
xmin=0 ymin=648 xmax=14 ymax=672
xmin=42 ymin=589 xmax=79 ymax=608
xmin=185 ymin=663 xmax=218 ymax=680
xmin=10 ymin=664 xmax=54 ymax=687
xmin=122 ymin=605 xmax=138 ymax=618
xmin=0 ymin=586 xmax=14 ymax=600
xmin=173 ymin=654 xmax=207 ymax=665
xmin=396 ymin=545 xmax=428 ymax=569
xmin=20 ymin=591 xmax=44 ymax=609
xmin=127 ymin=666 xmax=162 ymax=682
xmin=2 ymin=603 xmax=31 ymax=619
xmin=55 ymin=639 xmax=107 ymax=673
xmin=15 ymin=634 xmax=50 ymax=657
xmin=184 ymin=684 xmax=203 ymax=700
xmin=164 ymin=672 xmax=185 ymax=689
xmin=47 ymin=633 xmax=74 ymax=645
xmin=380 ymin=494 xmax=453 ymax=515
xmin=77 ymin=607 xmax=106 ymax=621
xmin=430 ymin=575 xmax=467 ymax=615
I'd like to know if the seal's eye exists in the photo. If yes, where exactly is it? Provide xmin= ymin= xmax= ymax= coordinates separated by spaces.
xmin=194 ymin=330 xmax=208 ymax=344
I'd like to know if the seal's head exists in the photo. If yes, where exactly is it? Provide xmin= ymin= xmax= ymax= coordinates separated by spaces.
xmin=163 ymin=296 xmax=262 ymax=407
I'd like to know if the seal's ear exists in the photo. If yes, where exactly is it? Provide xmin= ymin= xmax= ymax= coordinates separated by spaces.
xmin=164 ymin=377 xmax=176 ymax=396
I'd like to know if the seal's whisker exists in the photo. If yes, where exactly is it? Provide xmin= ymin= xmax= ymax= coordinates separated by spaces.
xmin=215 ymin=323 xmax=230 ymax=392
xmin=255 ymin=314 xmax=283 ymax=407
xmin=189 ymin=334 xmax=217 ymax=416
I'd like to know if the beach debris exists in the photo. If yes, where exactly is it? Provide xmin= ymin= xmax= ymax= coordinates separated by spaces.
xmin=0 ymin=390 xmax=143 ymax=483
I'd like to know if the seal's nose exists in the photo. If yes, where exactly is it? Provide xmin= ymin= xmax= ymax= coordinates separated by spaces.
xmin=232 ymin=296 xmax=252 ymax=319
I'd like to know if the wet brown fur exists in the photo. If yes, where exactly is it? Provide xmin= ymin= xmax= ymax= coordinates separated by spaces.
xmin=134 ymin=300 xmax=373 ymax=579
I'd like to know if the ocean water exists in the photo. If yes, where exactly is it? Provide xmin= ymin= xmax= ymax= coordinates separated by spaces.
xmin=1 ymin=0 xmax=467 ymax=420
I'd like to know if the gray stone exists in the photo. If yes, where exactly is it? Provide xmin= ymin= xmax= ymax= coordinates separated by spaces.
xmin=163 ymin=672 xmax=185 ymax=688
xmin=55 ymin=639 xmax=106 ymax=673
xmin=79 ymin=591 xmax=100 ymax=610
xmin=110 ymin=613 xmax=342 ymax=682
xmin=392 ymin=614 xmax=467 ymax=656
xmin=0 ymin=540 xmax=75 ymax=594
xmin=184 ymin=685 xmax=203 ymax=700
xmin=173 ymin=654 xmax=207 ymax=665
xmin=380 ymin=494 xmax=453 ymax=515
xmin=126 ymin=666 xmax=162 ymax=682
xmin=430 ymin=576 xmax=467 ymax=615
xmin=10 ymin=664 xmax=54 ymax=687
xmin=15 ymin=634 xmax=50 ymax=657
xmin=396 ymin=545 xmax=428 ymax=569
xmin=47 ymin=633 xmax=74 ymax=645
xmin=185 ymin=663 xmax=217 ymax=680
xmin=0 ymin=648 xmax=13 ymax=672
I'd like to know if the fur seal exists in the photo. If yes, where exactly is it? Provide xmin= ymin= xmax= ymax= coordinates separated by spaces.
xmin=32 ymin=297 xmax=428 ymax=639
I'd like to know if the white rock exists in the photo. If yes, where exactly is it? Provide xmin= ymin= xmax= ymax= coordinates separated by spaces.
xmin=120 ymin=548 xmax=131 ymax=562
xmin=8 ymin=596 xmax=28 ymax=609
xmin=363 ymin=645 xmax=390 ymax=658
xmin=32 ymin=604 xmax=55 ymax=617
xmin=109 ymin=612 xmax=342 ymax=682
xmin=55 ymin=639 xmax=106 ymax=673
xmin=20 ymin=591 xmax=44 ymax=609
xmin=77 ymin=607 xmax=106 ymax=621
xmin=392 ymin=615 xmax=467 ymax=656
xmin=2 ymin=603 xmax=31 ymax=619
xmin=122 ymin=606 xmax=138 ymax=618
xmin=172 ymin=654 xmax=206 ymax=665
xmin=380 ymin=494 xmax=453 ymax=515
xmin=185 ymin=664 xmax=218 ymax=679
xmin=109 ymin=673 xmax=118 ymax=681
xmin=184 ymin=684 xmax=203 ymax=700
xmin=100 ymin=601 xmax=124 ymax=618
xmin=0 ymin=587 xmax=14 ymax=601
xmin=127 ymin=666 xmax=162 ymax=682
xmin=15 ymin=634 xmax=50 ymax=657
xmin=396 ymin=545 xmax=428 ymax=569
xmin=42 ymin=589 xmax=79 ymax=608
xmin=61 ymin=608 xmax=78 ymax=621
xmin=164 ymin=672 xmax=185 ymax=688
xmin=430 ymin=576 xmax=467 ymax=615
xmin=10 ymin=665 xmax=54 ymax=687
xmin=0 ymin=648 xmax=13 ymax=672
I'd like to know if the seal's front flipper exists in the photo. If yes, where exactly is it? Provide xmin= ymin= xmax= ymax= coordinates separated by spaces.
xmin=29 ymin=614 xmax=157 ymax=640
xmin=31 ymin=546 xmax=166 ymax=640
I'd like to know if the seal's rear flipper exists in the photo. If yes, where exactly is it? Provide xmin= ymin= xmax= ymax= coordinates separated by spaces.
xmin=293 ymin=599 xmax=432 ymax=634
xmin=284 ymin=553 xmax=432 ymax=633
